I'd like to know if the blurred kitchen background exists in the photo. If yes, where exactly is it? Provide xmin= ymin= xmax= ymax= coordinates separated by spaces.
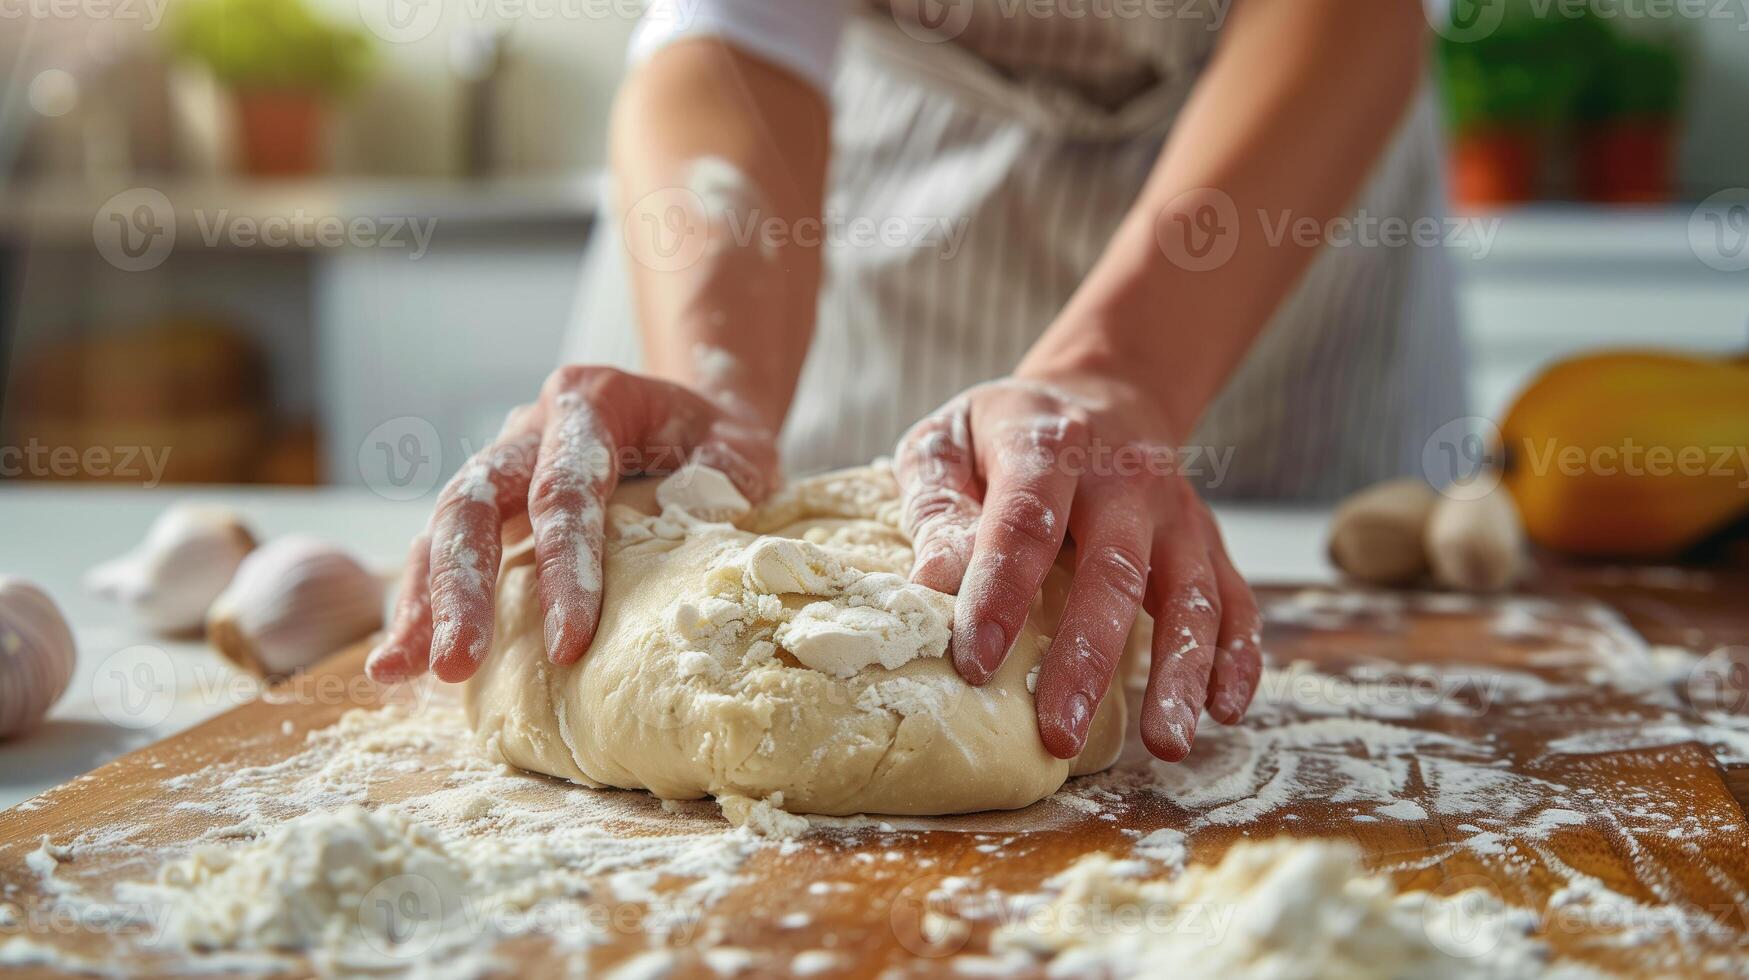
xmin=1 ymin=0 xmax=1746 ymax=492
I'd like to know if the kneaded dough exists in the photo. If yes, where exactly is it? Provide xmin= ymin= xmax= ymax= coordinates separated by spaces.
xmin=465 ymin=464 xmax=1135 ymax=817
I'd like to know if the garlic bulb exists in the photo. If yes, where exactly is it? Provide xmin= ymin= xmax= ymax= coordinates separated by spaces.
xmin=0 ymin=577 xmax=76 ymax=740
xmin=206 ymin=537 xmax=385 ymax=677
xmin=87 ymin=505 xmax=257 ymax=634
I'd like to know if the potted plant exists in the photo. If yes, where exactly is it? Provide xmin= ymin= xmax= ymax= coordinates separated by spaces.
xmin=170 ymin=0 xmax=373 ymax=176
xmin=1573 ymin=32 xmax=1683 ymax=204
xmin=1436 ymin=0 xmax=1602 ymax=206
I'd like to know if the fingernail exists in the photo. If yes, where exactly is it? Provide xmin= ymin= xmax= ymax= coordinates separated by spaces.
xmin=974 ymin=621 xmax=1008 ymax=677
xmin=544 ymin=607 xmax=569 ymax=663
xmin=1062 ymin=692 xmax=1092 ymax=753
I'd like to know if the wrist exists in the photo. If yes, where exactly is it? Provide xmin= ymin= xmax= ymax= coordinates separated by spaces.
xmin=1017 ymin=320 xmax=1202 ymax=442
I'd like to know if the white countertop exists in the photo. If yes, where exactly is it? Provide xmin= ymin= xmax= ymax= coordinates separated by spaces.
xmin=0 ymin=484 xmax=1332 ymax=809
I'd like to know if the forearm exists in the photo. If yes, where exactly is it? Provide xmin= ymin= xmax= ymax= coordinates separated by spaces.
xmin=1019 ymin=0 xmax=1427 ymax=436
xmin=611 ymin=38 xmax=831 ymax=431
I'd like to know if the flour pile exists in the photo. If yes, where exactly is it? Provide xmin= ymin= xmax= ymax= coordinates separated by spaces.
xmin=992 ymin=839 xmax=1576 ymax=980
xmin=119 ymin=807 xmax=472 ymax=972
xmin=9 ymin=697 xmax=773 ymax=976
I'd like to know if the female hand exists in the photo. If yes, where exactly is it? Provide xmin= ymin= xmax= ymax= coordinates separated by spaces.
xmin=365 ymin=366 xmax=779 ymax=685
xmin=893 ymin=372 xmax=1263 ymax=763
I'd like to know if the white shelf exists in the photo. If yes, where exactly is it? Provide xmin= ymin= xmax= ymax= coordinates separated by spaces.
xmin=0 ymin=174 xmax=603 ymax=246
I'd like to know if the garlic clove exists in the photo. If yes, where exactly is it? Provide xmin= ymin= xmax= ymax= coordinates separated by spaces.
xmin=1327 ymin=478 xmax=1437 ymax=586
xmin=0 ymin=577 xmax=77 ymax=740
xmin=87 ymin=505 xmax=257 ymax=635
xmin=205 ymin=536 xmax=385 ymax=678
xmin=1425 ymin=488 xmax=1526 ymax=593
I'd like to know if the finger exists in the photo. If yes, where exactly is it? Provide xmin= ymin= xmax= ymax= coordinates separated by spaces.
xmin=528 ymin=376 xmax=623 ymax=667
xmin=427 ymin=413 xmax=543 ymax=683
xmin=1204 ymin=515 xmax=1263 ymax=725
xmin=1139 ymin=522 xmax=1223 ymax=762
xmin=366 ymin=531 xmax=434 ymax=683
xmin=694 ymin=412 xmax=781 ymax=504
xmin=952 ymin=414 xmax=1084 ymax=685
xmin=1035 ymin=481 xmax=1152 ymax=759
xmin=895 ymin=401 xmax=982 ymax=593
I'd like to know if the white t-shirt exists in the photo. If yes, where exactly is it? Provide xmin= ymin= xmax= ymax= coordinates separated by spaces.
xmin=628 ymin=0 xmax=851 ymax=94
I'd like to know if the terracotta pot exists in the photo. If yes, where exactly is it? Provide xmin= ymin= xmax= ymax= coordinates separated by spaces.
xmin=1578 ymin=120 xmax=1674 ymax=204
xmin=234 ymin=89 xmax=325 ymax=177
xmin=1450 ymin=128 xmax=1541 ymax=207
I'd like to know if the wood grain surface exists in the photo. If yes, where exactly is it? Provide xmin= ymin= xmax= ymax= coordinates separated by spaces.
xmin=2 ymin=580 xmax=1746 ymax=979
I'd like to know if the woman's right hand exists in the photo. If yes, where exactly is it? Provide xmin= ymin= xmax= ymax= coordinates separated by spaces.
xmin=364 ymin=366 xmax=780 ymax=686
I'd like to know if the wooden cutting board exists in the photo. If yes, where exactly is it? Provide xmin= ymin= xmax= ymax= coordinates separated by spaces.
xmin=2 ymin=577 xmax=1746 ymax=979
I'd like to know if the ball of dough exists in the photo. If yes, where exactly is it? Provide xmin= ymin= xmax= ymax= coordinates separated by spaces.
xmin=465 ymin=465 xmax=1133 ymax=817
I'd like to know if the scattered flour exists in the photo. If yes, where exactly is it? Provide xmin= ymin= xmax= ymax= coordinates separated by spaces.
xmin=16 ymin=695 xmax=775 ymax=975
xmin=993 ymin=838 xmax=1584 ymax=980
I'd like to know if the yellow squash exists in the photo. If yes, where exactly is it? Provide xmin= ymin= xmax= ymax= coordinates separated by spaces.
xmin=1500 ymin=350 xmax=1749 ymax=558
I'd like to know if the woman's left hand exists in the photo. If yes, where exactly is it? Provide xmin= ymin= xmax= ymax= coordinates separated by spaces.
xmin=894 ymin=371 xmax=1263 ymax=763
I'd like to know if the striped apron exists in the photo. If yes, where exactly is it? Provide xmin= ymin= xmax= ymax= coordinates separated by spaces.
xmin=565 ymin=2 xmax=1469 ymax=500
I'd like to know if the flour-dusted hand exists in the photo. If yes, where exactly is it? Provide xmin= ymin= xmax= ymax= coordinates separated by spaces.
xmin=894 ymin=374 xmax=1263 ymax=763
xmin=365 ymin=367 xmax=780 ymax=685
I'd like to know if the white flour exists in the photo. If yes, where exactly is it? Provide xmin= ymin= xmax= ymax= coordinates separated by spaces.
xmin=992 ymin=839 xmax=1586 ymax=980
xmin=14 ymin=696 xmax=774 ymax=976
